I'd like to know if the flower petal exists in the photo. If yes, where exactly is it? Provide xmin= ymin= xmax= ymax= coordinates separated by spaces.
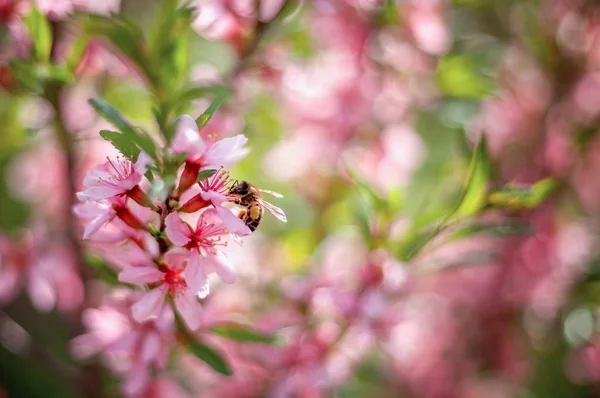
xmin=206 ymin=252 xmax=237 ymax=284
xmin=203 ymin=134 xmax=250 ymax=168
xmin=140 ymin=331 xmax=161 ymax=364
xmin=165 ymin=212 xmax=192 ymax=247
xmin=184 ymin=250 xmax=209 ymax=294
xmin=83 ymin=211 xmax=116 ymax=239
xmin=216 ymin=205 xmax=251 ymax=236
xmin=196 ymin=208 xmax=222 ymax=229
xmin=119 ymin=266 xmax=163 ymax=285
xmin=27 ymin=273 xmax=56 ymax=313
xmin=174 ymin=291 xmax=203 ymax=331
xmin=73 ymin=201 xmax=111 ymax=219
xmin=163 ymin=249 xmax=189 ymax=271
xmin=134 ymin=151 xmax=153 ymax=175
xmin=76 ymin=186 xmax=126 ymax=201
xmin=172 ymin=115 xmax=206 ymax=159
xmin=131 ymin=289 xmax=165 ymax=323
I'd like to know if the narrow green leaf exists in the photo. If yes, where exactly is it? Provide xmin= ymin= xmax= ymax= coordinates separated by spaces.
xmin=82 ymin=15 xmax=152 ymax=79
xmin=149 ymin=3 xmax=193 ymax=94
xmin=99 ymin=130 xmax=139 ymax=160
xmin=24 ymin=5 xmax=52 ymax=62
xmin=397 ymin=137 xmax=491 ymax=262
xmin=487 ymin=178 xmax=558 ymax=209
xmin=448 ymin=221 xmax=534 ymax=241
xmin=453 ymin=136 xmax=490 ymax=220
xmin=90 ymin=98 xmax=136 ymax=135
xmin=66 ymin=35 xmax=90 ymax=72
xmin=84 ymin=253 xmax=132 ymax=287
xmin=211 ymin=324 xmax=278 ymax=344
xmin=176 ymin=86 xmax=230 ymax=104
xmin=186 ymin=340 xmax=232 ymax=376
xmin=197 ymin=169 xmax=217 ymax=182
xmin=90 ymin=98 xmax=156 ymax=160
xmin=196 ymin=91 xmax=231 ymax=128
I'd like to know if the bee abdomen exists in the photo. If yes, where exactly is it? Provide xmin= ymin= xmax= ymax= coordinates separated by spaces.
xmin=247 ymin=218 xmax=261 ymax=232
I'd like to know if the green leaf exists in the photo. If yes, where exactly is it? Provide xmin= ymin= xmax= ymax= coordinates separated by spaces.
xmin=211 ymin=324 xmax=278 ymax=344
xmin=452 ymin=136 xmax=491 ymax=220
xmin=186 ymin=340 xmax=232 ymax=376
xmin=84 ymin=253 xmax=131 ymax=287
xmin=65 ymin=35 xmax=90 ymax=72
xmin=437 ymin=55 xmax=494 ymax=98
xmin=196 ymin=91 xmax=231 ymax=128
xmin=448 ymin=221 xmax=534 ymax=241
xmin=82 ymin=15 xmax=152 ymax=79
xmin=197 ymin=169 xmax=217 ymax=182
xmin=487 ymin=178 xmax=558 ymax=209
xmin=149 ymin=3 xmax=193 ymax=94
xmin=397 ymin=137 xmax=491 ymax=261
xmin=99 ymin=130 xmax=140 ymax=160
xmin=24 ymin=5 xmax=52 ymax=62
xmin=90 ymin=98 xmax=156 ymax=160
xmin=174 ymin=86 xmax=231 ymax=107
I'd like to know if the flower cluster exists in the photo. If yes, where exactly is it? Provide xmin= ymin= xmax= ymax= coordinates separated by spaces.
xmin=73 ymin=115 xmax=258 ymax=395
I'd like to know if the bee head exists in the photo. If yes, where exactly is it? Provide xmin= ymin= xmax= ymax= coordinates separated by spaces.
xmin=229 ymin=180 xmax=250 ymax=196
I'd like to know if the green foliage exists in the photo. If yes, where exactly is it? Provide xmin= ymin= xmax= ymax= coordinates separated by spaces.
xmin=197 ymin=169 xmax=217 ymax=182
xmin=452 ymin=136 xmax=491 ymax=220
xmin=10 ymin=62 xmax=73 ymax=94
xmin=98 ymin=130 xmax=140 ymax=162
xmin=0 ymin=98 xmax=30 ymax=232
xmin=90 ymin=98 xmax=157 ymax=160
xmin=24 ymin=4 xmax=52 ymax=62
xmin=437 ymin=54 xmax=495 ymax=98
xmin=447 ymin=220 xmax=534 ymax=241
xmin=487 ymin=178 xmax=558 ymax=210
xmin=186 ymin=340 xmax=232 ymax=376
xmin=84 ymin=253 xmax=131 ymax=287
xmin=82 ymin=14 xmax=152 ymax=79
xmin=211 ymin=324 xmax=279 ymax=344
xmin=148 ymin=1 xmax=193 ymax=95
xmin=397 ymin=137 xmax=491 ymax=261
xmin=196 ymin=90 xmax=232 ymax=129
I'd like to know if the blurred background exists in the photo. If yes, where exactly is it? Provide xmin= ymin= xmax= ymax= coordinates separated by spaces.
xmin=2 ymin=0 xmax=600 ymax=397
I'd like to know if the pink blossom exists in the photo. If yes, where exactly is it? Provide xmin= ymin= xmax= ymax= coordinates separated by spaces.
xmin=77 ymin=153 xmax=152 ymax=202
xmin=172 ymin=115 xmax=250 ymax=169
xmin=179 ymin=169 xmax=251 ymax=236
xmin=74 ymin=197 xmax=121 ymax=239
xmin=71 ymin=289 xmax=175 ymax=397
xmin=0 ymin=229 xmax=83 ymax=313
xmin=118 ymin=251 xmax=205 ymax=331
xmin=165 ymin=210 xmax=240 ymax=291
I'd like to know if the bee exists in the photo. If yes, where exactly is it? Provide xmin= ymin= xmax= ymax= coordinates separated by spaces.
xmin=228 ymin=181 xmax=287 ymax=232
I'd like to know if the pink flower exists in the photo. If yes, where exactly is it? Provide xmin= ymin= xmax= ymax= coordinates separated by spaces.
xmin=0 ymin=229 xmax=83 ymax=313
xmin=172 ymin=115 xmax=250 ymax=169
xmin=179 ymin=170 xmax=251 ymax=236
xmin=165 ymin=210 xmax=239 ymax=290
xmin=74 ymin=197 xmax=121 ymax=239
xmin=118 ymin=251 xmax=204 ymax=331
xmin=77 ymin=153 xmax=152 ymax=202
xmin=70 ymin=289 xmax=174 ymax=397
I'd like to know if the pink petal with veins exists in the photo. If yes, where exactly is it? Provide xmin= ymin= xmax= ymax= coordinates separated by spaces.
xmin=131 ymin=289 xmax=166 ymax=323
xmin=174 ymin=291 xmax=203 ymax=331
xmin=165 ymin=213 xmax=192 ymax=246
xmin=119 ymin=267 xmax=163 ymax=285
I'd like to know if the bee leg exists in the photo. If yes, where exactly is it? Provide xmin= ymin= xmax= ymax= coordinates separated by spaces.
xmin=237 ymin=209 xmax=247 ymax=220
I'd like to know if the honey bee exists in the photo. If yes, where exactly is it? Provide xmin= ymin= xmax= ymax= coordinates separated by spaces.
xmin=228 ymin=181 xmax=287 ymax=232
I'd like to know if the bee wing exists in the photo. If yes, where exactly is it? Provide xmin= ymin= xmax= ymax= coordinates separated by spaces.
xmin=258 ymin=199 xmax=287 ymax=223
xmin=259 ymin=189 xmax=283 ymax=198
